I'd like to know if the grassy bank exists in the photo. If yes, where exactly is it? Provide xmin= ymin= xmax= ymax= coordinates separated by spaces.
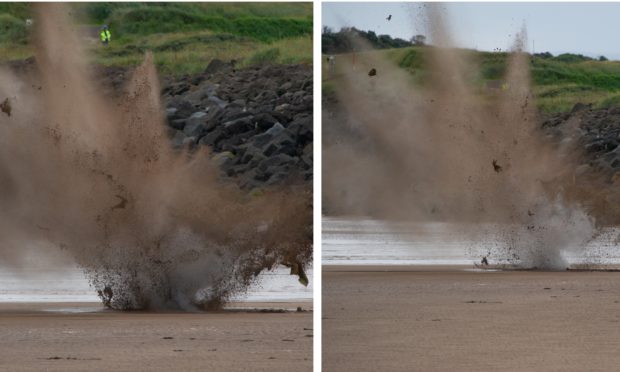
xmin=94 ymin=30 xmax=312 ymax=76
xmin=326 ymin=46 xmax=620 ymax=114
xmin=0 ymin=3 xmax=312 ymax=75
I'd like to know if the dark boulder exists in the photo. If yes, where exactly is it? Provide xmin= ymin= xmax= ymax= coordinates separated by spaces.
xmin=169 ymin=119 xmax=186 ymax=131
xmin=223 ymin=116 xmax=254 ymax=136
xmin=257 ymin=153 xmax=296 ymax=172
xmin=161 ymin=63 xmax=313 ymax=188
xmin=166 ymin=99 xmax=194 ymax=120
xmin=199 ymin=126 xmax=225 ymax=148
xmin=183 ymin=111 xmax=208 ymax=137
xmin=263 ymin=131 xmax=296 ymax=157
xmin=253 ymin=113 xmax=279 ymax=130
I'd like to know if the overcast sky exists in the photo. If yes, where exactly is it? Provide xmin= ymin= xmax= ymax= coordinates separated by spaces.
xmin=323 ymin=2 xmax=620 ymax=60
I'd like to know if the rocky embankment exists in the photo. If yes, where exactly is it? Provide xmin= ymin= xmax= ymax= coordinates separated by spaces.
xmin=543 ymin=103 xmax=620 ymax=178
xmin=2 ymin=58 xmax=313 ymax=190
xmin=162 ymin=61 xmax=313 ymax=190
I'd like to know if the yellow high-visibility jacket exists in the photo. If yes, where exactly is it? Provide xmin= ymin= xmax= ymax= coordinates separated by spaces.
xmin=100 ymin=30 xmax=111 ymax=43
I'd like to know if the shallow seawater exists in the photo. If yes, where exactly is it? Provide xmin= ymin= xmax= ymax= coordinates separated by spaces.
xmin=323 ymin=216 xmax=620 ymax=266
xmin=0 ymin=266 xmax=312 ymax=303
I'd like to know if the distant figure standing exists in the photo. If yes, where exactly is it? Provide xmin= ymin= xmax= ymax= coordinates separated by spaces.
xmin=100 ymin=25 xmax=111 ymax=46
xmin=327 ymin=55 xmax=336 ymax=76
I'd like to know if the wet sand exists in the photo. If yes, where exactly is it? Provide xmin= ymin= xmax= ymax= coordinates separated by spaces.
xmin=0 ymin=302 xmax=312 ymax=371
xmin=323 ymin=266 xmax=620 ymax=371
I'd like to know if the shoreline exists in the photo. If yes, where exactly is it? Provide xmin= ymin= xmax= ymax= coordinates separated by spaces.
xmin=323 ymin=264 xmax=473 ymax=272
xmin=0 ymin=300 xmax=313 ymax=312
xmin=324 ymin=263 xmax=620 ymax=272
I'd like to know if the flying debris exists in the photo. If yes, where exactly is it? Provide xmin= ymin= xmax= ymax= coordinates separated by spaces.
xmin=368 ymin=68 xmax=377 ymax=77
xmin=387 ymin=14 xmax=392 ymax=21
xmin=111 ymin=194 xmax=128 ymax=210
xmin=492 ymin=159 xmax=502 ymax=173
xmin=0 ymin=98 xmax=11 ymax=117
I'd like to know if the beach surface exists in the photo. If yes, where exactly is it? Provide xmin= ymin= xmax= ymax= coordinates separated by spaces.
xmin=0 ymin=301 xmax=313 ymax=372
xmin=323 ymin=266 xmax=620 ymax=372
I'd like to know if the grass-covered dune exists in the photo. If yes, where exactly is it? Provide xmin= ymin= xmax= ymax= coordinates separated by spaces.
xmin=325 ymin=46 xmax=620 ymax=114
xmin=0 ymin=2 xmax=313 ymax=75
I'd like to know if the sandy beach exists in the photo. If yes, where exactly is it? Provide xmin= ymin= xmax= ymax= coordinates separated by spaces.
xmin=323 ymin=265 xmax=620 ymax=371
xmin=0 ymin=302 xmax=312 ymax=372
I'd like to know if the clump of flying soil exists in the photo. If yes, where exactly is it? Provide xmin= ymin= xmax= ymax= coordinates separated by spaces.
xmin=323 ymin=5 xmax=607 ymax=269
xmin=0 ymin=4 xmax=311 ymax=310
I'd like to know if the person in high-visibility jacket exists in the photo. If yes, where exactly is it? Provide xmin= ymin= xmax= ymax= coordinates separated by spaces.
xmin=100 ymin=25 xmax=111 ymax=45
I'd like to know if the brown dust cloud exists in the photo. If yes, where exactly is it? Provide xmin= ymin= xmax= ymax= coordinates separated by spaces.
xmin=323 ymin=5 xmax=619 ymax=269
xmin=0 ymin=4 xmax=311 ymax=310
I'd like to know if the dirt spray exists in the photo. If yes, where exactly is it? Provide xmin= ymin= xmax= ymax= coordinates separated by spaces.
xmin=0 ymin=3 xmax=311 ymax=310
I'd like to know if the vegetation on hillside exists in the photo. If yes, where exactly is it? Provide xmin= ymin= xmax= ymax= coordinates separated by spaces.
xmin=0 ymin=3 xmax=312 ymax=75
xmin=326 ymin=46 xmax=620 ymax=114
xmin=322 ymin=27 xmax=415 ymax=54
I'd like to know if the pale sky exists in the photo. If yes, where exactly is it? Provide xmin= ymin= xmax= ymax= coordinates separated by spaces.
xmin=323 ymin=2 xmax=620 ymax=60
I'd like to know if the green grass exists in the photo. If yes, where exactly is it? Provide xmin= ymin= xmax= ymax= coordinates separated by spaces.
xmin=0 ymin=3 xmax=312 ymax=75
xmin=105 ymin=5 xmax=311 ymax=43
xmin=598 ymin=93 xmax=620 ymax=109
xmin=93 ymin=30 xmax=312 ymax=76
xmin=0 ymin=13 xmax=29 ymax=45
xmin=332 ymin=46 xmax=620 ymax=114
xmin=0 ymin=3 xmax=31 ymax=19
xmin=533 ymin=85 xmax=611 ymax=113
xmin=531 ymin=59 xmax=620 ymax=112
xmin=0 ymin=43 xmax=31 ymax=61
xmin=474 ymin=51 xmax=620 ymax=112
xmin=73 ymin=3 xmax=311 ymax=24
